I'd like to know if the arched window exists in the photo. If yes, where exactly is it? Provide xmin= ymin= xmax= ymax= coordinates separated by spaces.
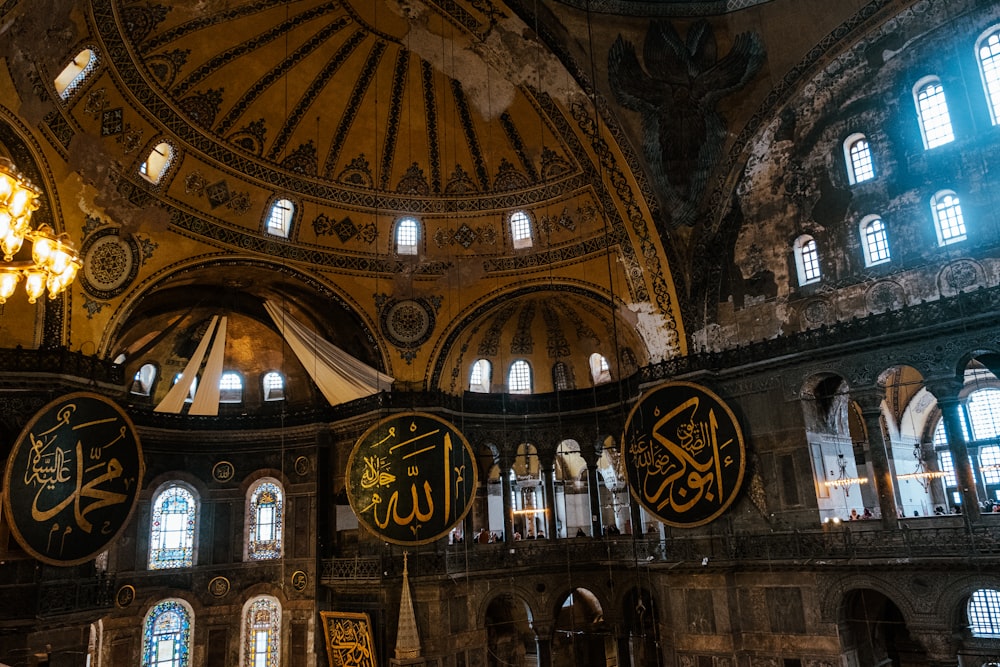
xmin=843 ymin=133 xmax=875 ymax=184
xmin=246 ymin=479 xmax=284 ymax=561
xmin=930 ymin=190 xmax=966 ymax=246
xmin=149 ymin=484 xmax=198 ymax=570
xmin=552 ymin=361 xmax=574 ymax=391
xmin=54 ymin=48 xmax=98 ymax=99
xmin=469 ymin=359 xmax=491 ymax=393
xmin=262 ymin=372 xmax=285 ymax=401
xmin=131 ymin=363 xmax=158 ymax=396
xmin=977 ymin=28 xmax=1000 ymax=125
xmin=140 ymin=142 xmax=175 ymax=185
xmin=142 ymin=599 xmax=193 ymax=667
xmin=860 ymin=216 xmax=891 ymax=266
xmin=242 ymin=596 xmax=281 ymax=667
xmin=967 ymin=388 xmax=1000 ymax=441
xmin=508 ymin=360 xmax=532 ymax=394
xmin=220 ymin=371 xmax=243 ymax=404
xmin=266 ymin=198 xmax=294 ymax=238
xmin=793 ymin=235 xmax=821 ymax=285
xmin=396 ymin=217 xmax=419 ymax=255
xmin=173 ymin=373 xmax=197 ymax=403
xmin=913 ymin=77 xmax=955 ymax=149
xmin=969 ymin=589 xmax=1000 ymax=637
xmin=589 ymin=353 xmax=611 ymax=385
xmin=510 ymin=210 xmax=533 ymax=249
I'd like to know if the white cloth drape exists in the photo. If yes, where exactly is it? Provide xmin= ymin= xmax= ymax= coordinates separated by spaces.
xmin=264 ymin=300 xmax=393 ymax=405
xmin=154 ymin=315 xmax=219 ymax=413
xmin=189 ymin=316 xmax=227 ymax=416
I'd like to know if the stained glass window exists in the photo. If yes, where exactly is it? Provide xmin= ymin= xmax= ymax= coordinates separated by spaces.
xmin=243 ymin=596 xmax=280 ymax=667
xmin=142 ymin=599 xmax=192 ymax=667
xmin=149 ymin=485 xmax=197 ymax=569
xmin=247 ymin=480 xmax=283 ymax=561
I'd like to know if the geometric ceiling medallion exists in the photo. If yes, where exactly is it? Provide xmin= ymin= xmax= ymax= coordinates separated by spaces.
xmin=379 ymin=297 xmax=436 ymax=350
xmin=80 ymin=227 xmax=140 ymax=299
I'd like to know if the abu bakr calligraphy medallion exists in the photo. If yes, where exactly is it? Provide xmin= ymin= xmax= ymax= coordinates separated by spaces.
xmin=622 ymin=381 xmax=746 ymax=528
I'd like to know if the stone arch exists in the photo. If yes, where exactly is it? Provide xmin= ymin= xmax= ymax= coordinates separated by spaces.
xmin=550 ymin=587 xmax=610 ymax=667
xmin=479 ymin=589 xmax=540 ymax=667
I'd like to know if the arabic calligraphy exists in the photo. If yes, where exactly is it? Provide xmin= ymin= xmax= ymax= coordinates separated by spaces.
xmin=321 ymin=611 xmax=377 ymax=667
xmin=346 ymin=412 xmax=477 ymax=545
xmin=2 ymin=392 xmax=144 ymax=565
xmin=622 ymin=382 xmax=745 ymax=528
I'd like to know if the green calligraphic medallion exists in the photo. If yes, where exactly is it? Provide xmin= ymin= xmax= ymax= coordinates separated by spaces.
xmin=622 ymin=381 xmax=746 ymax=528
xmin=2 ymin=392 xmax=144 ymax=565
xmin=346 ymin=412 xmax=477 ymax=545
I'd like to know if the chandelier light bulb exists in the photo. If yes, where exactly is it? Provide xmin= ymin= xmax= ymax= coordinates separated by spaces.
xmin=0 ymin=270 xmax=19 ymax=303
xmin=0 ymin=160 xmax=81 ymax=303
xmin=23 ymin=270 xmax=46 ymax=303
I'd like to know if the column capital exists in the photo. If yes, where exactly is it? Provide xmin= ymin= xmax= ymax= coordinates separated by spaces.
xmin=923 ymin=376 xmax=964 ymax=405
xmin=850 ymin=386 xmax=886 ymax=414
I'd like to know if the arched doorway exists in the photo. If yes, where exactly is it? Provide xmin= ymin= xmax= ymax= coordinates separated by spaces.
xmin=485 ymin=594 xmax=536 ymax=667
xmin=840 ymin=589 xmax=927 ymax=666
xmin=552 ymin=588 xmax=609 ymax=667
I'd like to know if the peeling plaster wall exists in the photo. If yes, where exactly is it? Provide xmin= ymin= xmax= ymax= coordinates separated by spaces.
xmin=697 ymin=0 xmax=1000 ymax=351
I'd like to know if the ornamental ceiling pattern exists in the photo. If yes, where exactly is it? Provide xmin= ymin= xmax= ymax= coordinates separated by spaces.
xmin=101 ymin=0 xmax=582 ymax=210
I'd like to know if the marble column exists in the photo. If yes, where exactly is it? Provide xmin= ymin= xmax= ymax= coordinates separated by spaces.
xmin=928 ymin=378 xmax=982 ymax=522
xmin=852 ymin=387 xmax=899 ymax=528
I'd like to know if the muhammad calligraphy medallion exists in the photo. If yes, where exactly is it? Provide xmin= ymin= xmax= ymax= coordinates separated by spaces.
xmin=622 ymin=381 xmax=746 ymax=528
xmin=346 ymin=412 xmax=477 ymax=545
xmin=2 ymin=392 xmax=144 ymax=565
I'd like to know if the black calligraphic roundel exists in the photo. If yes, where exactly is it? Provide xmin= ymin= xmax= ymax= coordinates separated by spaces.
xmin=2 ymin=392 xmax=144 ymax=565
xmin=346 ymin=412 xmax=478 ymax=545
xmin=622 ymin=382 xmax=746 ymax=528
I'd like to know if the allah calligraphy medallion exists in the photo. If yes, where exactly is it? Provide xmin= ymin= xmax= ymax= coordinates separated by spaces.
xmin=622 ymin=381 xmax=746 ymax=528
xmin=346 ymin=412 xmax=477 ymax=545
xmin=2 ymin=392 xmax=144 ymax=565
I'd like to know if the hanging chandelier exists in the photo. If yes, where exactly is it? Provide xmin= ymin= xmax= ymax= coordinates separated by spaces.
xmin=0 ymin=157 xmax=82 ymax=304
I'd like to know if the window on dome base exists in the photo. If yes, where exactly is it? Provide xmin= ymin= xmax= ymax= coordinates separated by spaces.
xmin=54 ymin=49 xmax=98 ymax=99
xmin=469 ymin=359 xmax=491 ymax=393
xmin=509 ymin=360 xmax=532 ymax=394
xmin=266 ymin=199 xmax=294 ymax=238
xmin=140 ymin=142 xmax=175 ymax=185
xmin=396 ymin=217 xmax=419 ymax=255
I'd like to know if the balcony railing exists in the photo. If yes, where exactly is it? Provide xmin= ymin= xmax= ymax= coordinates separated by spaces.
xmin=321 ymin=523 xmax=1000 ymax=583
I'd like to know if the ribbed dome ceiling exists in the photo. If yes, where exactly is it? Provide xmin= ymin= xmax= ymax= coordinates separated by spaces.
xmin=110 ymin=0 xmax=584 ymax=208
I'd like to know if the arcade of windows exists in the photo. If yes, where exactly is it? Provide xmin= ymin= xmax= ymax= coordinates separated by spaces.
xmin=141 ymin=595 xmax=281 ymax=667
xmin=468 ymin=353 xmax=612 ymax=394
xmin=130 ymin=364 xmax=286 ymax=405
xmin=794 ymin=26 xmax=1000 ymax=286
xmin=148 ymin=478 xmax=284 ymax=571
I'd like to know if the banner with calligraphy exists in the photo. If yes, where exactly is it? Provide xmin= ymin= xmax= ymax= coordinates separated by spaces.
xmin=321 ymin=611 xmax=377 ymax=667
xmin=622 ymin=381 xmax=746 ymax=528
xmin=2 ymin=392 xmax=144 ymax=565
xmin=346 ymin=412 xmax=477 ymax=545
